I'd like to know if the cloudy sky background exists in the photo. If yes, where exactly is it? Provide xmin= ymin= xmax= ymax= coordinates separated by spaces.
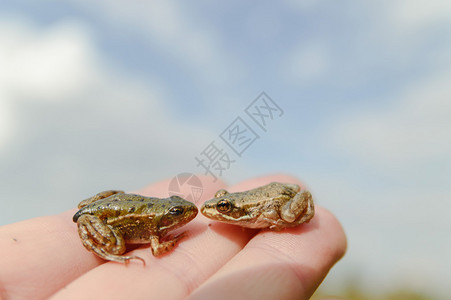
xmin=1 ymin=1 xmax=450 ymax=298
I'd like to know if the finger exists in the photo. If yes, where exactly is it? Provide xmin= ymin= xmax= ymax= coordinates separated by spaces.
xmin=50 ymin=176 xmax=229 ymax=300
xmin=188 ymin=205 xmax=347 ymax=300
xmin=0 ymin=176 xmax=219 ymax=300
xmin=0 ymin=209 xmax=99 ymax=300
xmin=50 ymin=174 xmax=295 ymax=300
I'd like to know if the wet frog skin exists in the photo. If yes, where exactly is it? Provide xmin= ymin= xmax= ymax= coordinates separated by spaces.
xmin=201 ymin=182 xmax=314 ymax=231
xmin=73 ymin=190 xmax=198 ymax=264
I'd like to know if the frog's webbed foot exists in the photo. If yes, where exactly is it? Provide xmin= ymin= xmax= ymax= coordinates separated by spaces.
xmin=281 ymin=190 xmax=314 ymax=224
xmin=150 ymin=232 xmax=187 ymax=256
xmin=95 ymin=251 xmax=146 ymax=265
xmin=78 ymin=190 xmax=125 ymax=209
xmin=77 ymin=214 xmax=144 ymax=264
xmin=260 ymin=215 xmax=289 ymax=231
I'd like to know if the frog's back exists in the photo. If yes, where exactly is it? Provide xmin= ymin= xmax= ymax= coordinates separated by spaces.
xmin=232 ymin=182 xmax=299 ymax=208
xmin=72 ymin=194 xmax=161 ymax=222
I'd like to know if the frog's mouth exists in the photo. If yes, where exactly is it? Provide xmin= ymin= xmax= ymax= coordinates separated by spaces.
xmin=200 ymin=202 xmax=221 ymax=219
xmin=200 ymin=203 xmax=212 ymax=215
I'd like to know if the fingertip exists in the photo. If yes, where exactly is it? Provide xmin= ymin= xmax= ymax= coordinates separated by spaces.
xmin=313 ymin=206 xmax=347 ymax=262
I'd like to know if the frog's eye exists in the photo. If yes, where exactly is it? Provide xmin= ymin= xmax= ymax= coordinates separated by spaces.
xmin=169 ymin=206 xmax=184 ymax=216
xmin=216 ymin=200 xmax=231 ymax=213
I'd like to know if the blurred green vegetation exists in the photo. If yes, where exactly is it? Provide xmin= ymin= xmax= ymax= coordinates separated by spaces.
xmin=312 ymin=290 xmax=436 ymax=300
xmin=312 ymin=283 xmax=438 ymax=300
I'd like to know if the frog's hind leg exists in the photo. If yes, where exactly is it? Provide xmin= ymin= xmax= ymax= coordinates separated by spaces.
xmin=296 ymin=191 xmax=314 ymax=224
xmin=281 ymin=190 xmax=314 ymax=224
xmin=78 ymin=190 xmax=125 ymax=209
xmin=77 ymin=214 xmax=144 ymax=264
xmin=82 ymin=238 xmax=145 ymax=264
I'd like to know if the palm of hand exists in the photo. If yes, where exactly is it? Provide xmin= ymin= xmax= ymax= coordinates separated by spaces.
xmin=0 ymin=175 xmax=346 ymax=300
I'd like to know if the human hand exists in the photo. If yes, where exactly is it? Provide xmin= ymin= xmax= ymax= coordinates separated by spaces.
xmin=0 ymin=174 xmax=346 ymax=300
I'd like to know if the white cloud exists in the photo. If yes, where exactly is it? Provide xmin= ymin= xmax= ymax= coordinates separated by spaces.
xmin=331 ymin=71 xmax=451 ymax=172
xmin=69 ymin=0 xmax=246 ymax=87
xmin=244 ymin=3 xmax=282 ymax=44
xmin=0 ymin=15 xmax=204 ymax=151
xmin=0 ymin=92 xmax=12 ymax=146
xmin=0 ymin=15 xmax=220 ymax=225
xmin=0 ymin=17 xmax=99 ymax=102
xmin=388 ymin=0 xmax=451 ymax=31
xmin=0 ymin=17 xmax=98 ymax=148
xmin=283 ymin=0 xmax=321 ymax=12
xmin=284 ymin=41 xmax=330 ymax=86
xmin=320 ymin=69 xmax=451 ymax=296
xmin=309 ymin=170 xmax=451 ymax=298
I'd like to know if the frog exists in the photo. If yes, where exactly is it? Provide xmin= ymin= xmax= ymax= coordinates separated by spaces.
xmin=200 ymin=182 xmax=314 ymax=231
xmin=72 ymin=190 xmax=198 ymax=264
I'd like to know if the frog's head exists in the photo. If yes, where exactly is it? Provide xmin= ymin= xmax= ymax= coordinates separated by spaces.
xmin=200 ymin=190 xmax=247 ymax=223
xmin=158 ymin=196 xmax=198 ymax=232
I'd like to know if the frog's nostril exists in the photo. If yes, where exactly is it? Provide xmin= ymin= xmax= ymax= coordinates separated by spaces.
xmin=72 ymin=211 xmax=81 ymax=222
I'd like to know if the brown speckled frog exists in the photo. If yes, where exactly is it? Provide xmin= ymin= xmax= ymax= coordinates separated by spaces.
xmin=73 ymin=190 xmax=198 ymax=264
xmin=201 ymin=182 xmax=314 ymax=231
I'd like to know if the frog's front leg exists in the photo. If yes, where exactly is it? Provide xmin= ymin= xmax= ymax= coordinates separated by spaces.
xmin=77 ymin=214 xmax=144 ymax=264
xmin=150 ymin=232 xmax=186 ymax=256
xmin=281 ymin=190 xmax=314 ymax=224
xmin=78 ymin=190 xmax=125 ymax=209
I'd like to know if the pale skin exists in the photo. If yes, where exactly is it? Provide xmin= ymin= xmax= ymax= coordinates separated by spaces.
xmin=0 ymin=174 xmax=347 ymax=300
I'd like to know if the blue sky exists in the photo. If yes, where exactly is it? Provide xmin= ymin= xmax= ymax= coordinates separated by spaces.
xmin=1 ymin=1 xmax=450 ymax=298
